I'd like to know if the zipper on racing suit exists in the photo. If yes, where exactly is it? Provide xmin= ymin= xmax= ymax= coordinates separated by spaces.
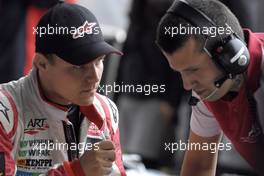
xmin=63 ymin=105 xmax=83 ymax=161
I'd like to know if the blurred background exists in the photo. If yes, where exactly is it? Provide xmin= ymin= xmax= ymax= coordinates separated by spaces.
xmin=1 ymin=0 xmax=264 ymax=175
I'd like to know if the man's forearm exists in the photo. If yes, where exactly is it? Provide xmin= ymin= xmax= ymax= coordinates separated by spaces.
xmin=180 ymin=150 xmax=218 ymax=176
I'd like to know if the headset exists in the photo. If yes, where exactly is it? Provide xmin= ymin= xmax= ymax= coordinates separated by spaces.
xmin=166 ymin=0 xmax=250 ymax=84
xmin=166 ymin=0 xmax=250 ymax=105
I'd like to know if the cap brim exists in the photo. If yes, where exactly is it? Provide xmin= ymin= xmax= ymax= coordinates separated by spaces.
xmin=59 ymin=41 xmax=123 ymax=66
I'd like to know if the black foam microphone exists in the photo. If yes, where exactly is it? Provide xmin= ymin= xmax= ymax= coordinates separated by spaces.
xmin=214 ymin=74 xmax=234 ymax=88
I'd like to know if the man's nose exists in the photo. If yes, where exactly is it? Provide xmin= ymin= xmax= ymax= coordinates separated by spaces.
xmin=85 ymin=65 xmax=100 ymax=82
xmin=182 ymin=74 xmax=194 ymax=91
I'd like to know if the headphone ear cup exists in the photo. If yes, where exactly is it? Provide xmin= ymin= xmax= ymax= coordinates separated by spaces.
xmin=213 ymin=37 xmax=250 ymax=75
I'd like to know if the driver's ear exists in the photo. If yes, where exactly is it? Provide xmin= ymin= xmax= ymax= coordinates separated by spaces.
xmin=33 ymin=53 xmax=51 ymax=72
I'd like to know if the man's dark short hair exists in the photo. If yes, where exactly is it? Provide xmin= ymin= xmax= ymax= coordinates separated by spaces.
xmin=156 ymin=0 xmax=244 ymax=54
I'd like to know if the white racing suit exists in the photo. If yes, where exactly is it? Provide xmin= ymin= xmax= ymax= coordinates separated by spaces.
xmin=0 ymin=69 xmax=126 ymax=176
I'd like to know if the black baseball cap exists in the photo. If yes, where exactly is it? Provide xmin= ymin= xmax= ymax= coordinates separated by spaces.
xmin=35 ymin=2 xmax=122 ymax=65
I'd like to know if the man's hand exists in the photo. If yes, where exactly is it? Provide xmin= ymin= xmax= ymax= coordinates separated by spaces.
xmin=79 ymin=140 xmax=116 ymax=176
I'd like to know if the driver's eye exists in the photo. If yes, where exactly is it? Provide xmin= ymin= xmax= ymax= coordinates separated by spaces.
xmin=190 ymin=68 xmax=199 ymax=72
xmin=73 ymin=65 xmax=81 ymax=69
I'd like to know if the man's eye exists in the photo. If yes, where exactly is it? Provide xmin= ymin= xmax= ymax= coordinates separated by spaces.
xmin=182 ymin=68 xmax=199 ymax=76
xmin=189 ymin=68 xmax=199 ymax=72
xmin=73 ymin=66 xmax=81 ymax=69
xmin=72 ymin=65 xmax=84 ymax=70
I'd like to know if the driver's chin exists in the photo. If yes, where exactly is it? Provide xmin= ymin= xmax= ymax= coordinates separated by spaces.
xmin=73 ymin=96 xmax=94 ymax=106
xmin=82 ymin=97 xmax=94 ymax=106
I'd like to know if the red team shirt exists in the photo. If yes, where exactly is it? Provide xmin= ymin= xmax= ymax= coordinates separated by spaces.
xmin=191 ymin=29 xmax=264 ymax=173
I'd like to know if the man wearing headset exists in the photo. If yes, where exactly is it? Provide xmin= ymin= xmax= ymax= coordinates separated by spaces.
xmin=156 ymin=0 xmax=264 ymax=175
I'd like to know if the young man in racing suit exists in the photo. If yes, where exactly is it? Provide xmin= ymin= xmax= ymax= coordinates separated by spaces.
xmin=0 ymin=2 xmax=126 ymax=176
xmin=156 ymin=0 xmax=264 ymax=175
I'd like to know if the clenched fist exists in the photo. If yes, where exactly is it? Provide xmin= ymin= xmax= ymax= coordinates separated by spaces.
xmin=79 ymin=140 xmax=116 ymax=176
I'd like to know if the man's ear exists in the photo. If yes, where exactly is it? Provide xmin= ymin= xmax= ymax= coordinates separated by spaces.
xmin=33 ymin=53 xmax=49 ymax=71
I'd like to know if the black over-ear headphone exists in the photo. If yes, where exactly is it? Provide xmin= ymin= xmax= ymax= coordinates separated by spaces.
xmin=166 ymin=0 xmax=250 ymax=79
